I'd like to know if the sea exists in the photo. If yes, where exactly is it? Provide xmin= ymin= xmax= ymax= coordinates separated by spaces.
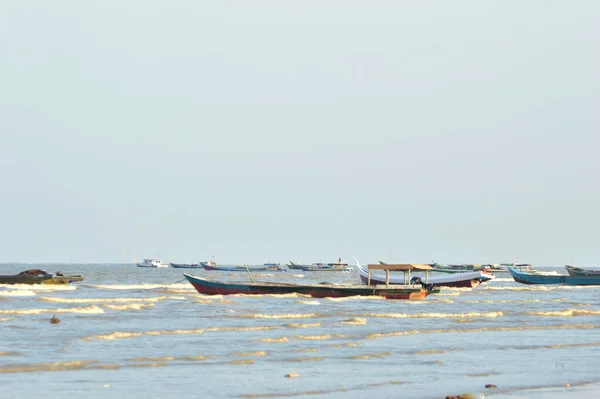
xmin=1 ymin=263 xmax=599 ymax=399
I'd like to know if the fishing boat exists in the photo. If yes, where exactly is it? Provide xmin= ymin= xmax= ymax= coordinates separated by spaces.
xmin=565 ymin=265 xmax=600 ymax=277
xmin=508 ymin=267 xmax=600 ymax=285
xmin=170 ymin=263 xmax=202 ymax=269
xmin=364 ymin=262 xmax=495 ymax=288
xmin=183 ymin=264 xmax=438 ymax=299
xmin=135 ymin=259 xmax=169 ymax=268
xmin=287 ymin=258 xmax=350 ymax=272
xmin=0 ymin=269 xmax=84 ymax=285
xmin=201 ymin=263 xmax=287 ymax=272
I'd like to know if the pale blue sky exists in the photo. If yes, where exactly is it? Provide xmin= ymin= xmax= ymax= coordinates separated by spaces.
xmin=1 ymin=1 xmax=599 ymax=265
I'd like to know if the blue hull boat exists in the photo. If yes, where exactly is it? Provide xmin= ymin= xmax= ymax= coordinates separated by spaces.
xmin=508 ymin=267 xmax=600 ymax=285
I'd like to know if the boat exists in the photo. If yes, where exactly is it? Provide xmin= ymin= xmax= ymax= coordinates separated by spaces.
xmin=508 ymin=267 xmax=600 ymax=285
xmin=170 ymin=263 xmax=202 ymax=269
xmin=0 ymin=269 xmax=84 ymax=285
xmin=367 ymin=262 xmax=495 ymax=288
xmin=565 ymin=265 xmax=600 ymax=277
xmin=287 ymin=258 xmax=351 ymax=272
xmin=183 ymin=264 xmax=439 ymax=299
xmin=135 ymin=259 xmax=169 ymax=268
xmin=201 ymin=263 xmax=287 ymax=272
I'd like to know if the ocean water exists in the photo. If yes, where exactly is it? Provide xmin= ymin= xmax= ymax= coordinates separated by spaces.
xmin=1 ymin=264 xmax=600 ymax=399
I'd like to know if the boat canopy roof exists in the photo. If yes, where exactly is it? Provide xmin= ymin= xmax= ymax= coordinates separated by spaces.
xmin=367 ymin=264 xmax=433 ymax=271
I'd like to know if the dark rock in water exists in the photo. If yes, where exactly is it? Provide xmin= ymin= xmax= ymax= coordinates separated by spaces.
xmin=445 ymin=395 xmax=475 ymax=399
xmin=485 ymin=384 xmax=497 ymax=389
xmin=50 ymin=314 xmax=61 ymax=324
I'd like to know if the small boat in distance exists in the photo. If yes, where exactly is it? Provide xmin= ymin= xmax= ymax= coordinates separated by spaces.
xmin=565 ymin=265 xmax=600 ymax=277
xmin=201 ymin=263 xmax=287 ymax=272
xmin=0 ymin=269 xmax=84 ymax=285
xmin=287 ymin=258 xmax=351 ymax=272
xmin=508 ymin=267 xmax=600 ymax=285
xmin=183 ymin=264 xmax=439 ymax=299
xmin=135 ymin=259 xmax=169 ymax=268
xmin=170 ymin=263 xmax=201 ymax=269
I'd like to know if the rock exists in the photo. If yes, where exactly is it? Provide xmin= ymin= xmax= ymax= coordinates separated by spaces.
xmin=485 ymin=384 xmax=497 ymax=389
xmin=50 ymin=314 xmax=61 ymax=324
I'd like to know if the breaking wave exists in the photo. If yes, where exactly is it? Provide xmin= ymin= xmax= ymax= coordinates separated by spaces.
xmin=103 ymin=303 xmax=156 ymax=311
xmin=359 ymin=311 xmax=503 ymax=319
xmin=0 ymin=290 xmax=36 ymax=297
xmin=350 ymin=352 xmax=392 ymax=359
xmin=527 ymin=309 xmax=600 ymax=317
xmin=39 ymin=296 xmax=185 ymax=304
xmin=233 ymin=313 xmax=321 ymax=319
xmin=366 ymin=323 xmax=597 ymax=340
xmin=85 ymin=283 xmax=191 ymax=290
xmin=0 ymin=284 xmax=76 ymax=291
xmin=0 ymin=305 xmax=104 ymax=315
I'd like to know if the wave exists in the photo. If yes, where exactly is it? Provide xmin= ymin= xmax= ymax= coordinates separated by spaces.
xmin=484 ymin=286 xmax=552 ymax=291
xmin=0 ymin=290 xmax=36 ymax=297
xmin=238 ymin=380 xmax=404 ymax=398
xmin=85 ymin=283 xmax=191 ymax=290
xmin=230 ymin=359 xmax=254 ymax=365
xmin=0 ymin=360 xmax=94 ymax=373
xmin=295 ymin=300 xmax=320 ymax=305
xmin=527 ymin=309 xmax=600 ymax=317
xmin=0 ymin=305 xmax=104 ymax=315
xmin=103 ymin=303 xmax=156 ymax=311
xmin=126 ymin=355 xmax=210 ymax=362
xmin=366 ymin=323 xmax=597 ymax=340
xmin=232 ymin=351 xmax=268 ymax=357
xmin=0 ymin=284 xmax=76 ymax=291
xmin=39 ymin=296 xmax=185 ymax=304
xmin=0 ymin=318 xmax=13 ymax=322
xmin=359 ymin=311 xmax=503 ymax=319
xmin=259 ymin=337 xmax=288 ymax=343
xmin=290 ymin=348 xmax=318 ymax=353
xmin=82 ymin=325 xmax=279 ymax=341
xmin=233 ymin=313 xmax=322 ymax=319
xmin=293 ymin=334 xmax=338 ymax=340
xmin=276 ymin=357 xmax=326 ymax=362
xmin=341 ymin=317 xmax=367 ymax=325
xmin=350 ymin=352 xmax=392 ymax=360
xmin=325 ymin=296 xmax=386 ymax=302
xmin=285 ymin=323 xmax=321 ymax=328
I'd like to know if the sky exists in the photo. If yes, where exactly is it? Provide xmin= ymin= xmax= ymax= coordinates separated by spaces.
xmin=1 ymin=1 xmax=599 ymax=265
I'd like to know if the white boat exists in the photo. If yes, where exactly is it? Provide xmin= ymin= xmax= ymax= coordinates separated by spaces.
xmin=135 ymin=259 xmax=169 ymax=268
xmin=355 ymin=260 xmax=495 ymax=289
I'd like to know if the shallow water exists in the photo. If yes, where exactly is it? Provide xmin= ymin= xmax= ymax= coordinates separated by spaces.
xmin=1 ymin=264 xmax=599 ymax=398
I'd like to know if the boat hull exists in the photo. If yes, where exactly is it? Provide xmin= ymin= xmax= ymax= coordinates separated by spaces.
xmin=201 ymin=264 xmax=286 ymax=272
xmin=0 ymin=273 xmax=84 ymax=285
xmin=170 ymin=263 xmax=202 ymax=269
xmin=183 ymin=274 xmax=430 ymax=300
xmin=565 ymin=265 xmax=600 ymax=277
xmin=508 ymin=267 xmax=600 ymax=285
xmin=358 ymin=273 xmax=480 ymax=288
xmin=356 ymin=263 xmax=493 ymax=288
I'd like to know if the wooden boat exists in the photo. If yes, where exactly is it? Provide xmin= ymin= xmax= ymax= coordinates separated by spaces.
xmin=508 ymin=267 xmax=600 ymax=285
xmin=287 ymin=258 xmax=350 ymax=272
xmin=364 ymin=262 xmax=494 ymax=288
xmin=135 ymin=259 xmax=169 ymax=268
xmin=201 ymin=263 xmax=287 ymax=272
xmin=565 ymin=265 xmax=600 ymax=277
xmin=0 ymin=269 xmax=84 ymax=285
xmin=183 ymin=265 xmax=438 ymax=299
xmin=170 ymin=263 xmax=202 ymax=269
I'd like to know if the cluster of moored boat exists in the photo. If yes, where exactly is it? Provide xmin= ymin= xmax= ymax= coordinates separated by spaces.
xmin=136 ymin=257 xmax=353 ymax=272
xmin=3 ymin=262 xmax=600 ymax=303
